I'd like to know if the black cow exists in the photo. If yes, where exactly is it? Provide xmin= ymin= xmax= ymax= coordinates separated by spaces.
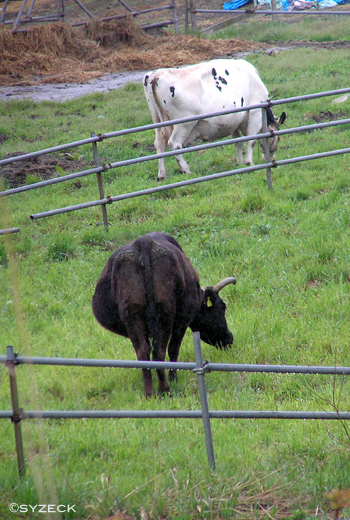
xmin=92 ymin=232 xmax=236 ymax=397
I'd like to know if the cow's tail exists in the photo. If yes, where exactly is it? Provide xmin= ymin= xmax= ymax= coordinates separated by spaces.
xmin=138 ymin=241 xmax=158 ymax=355
xmin=144 ymin=72 xmax=173 ymax=141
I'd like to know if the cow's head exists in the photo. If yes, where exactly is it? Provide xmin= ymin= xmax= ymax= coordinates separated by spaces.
xmin=266 ymin=108 xmax=286 ymax=159
xmin=190 ymin=277 xmax=236 ymax=349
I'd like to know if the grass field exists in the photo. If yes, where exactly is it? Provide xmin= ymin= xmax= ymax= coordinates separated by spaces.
xmin=212 ymin=13 xmax=350 ymax=43
xmin=1 ymin=18 xmax=350 ymax=520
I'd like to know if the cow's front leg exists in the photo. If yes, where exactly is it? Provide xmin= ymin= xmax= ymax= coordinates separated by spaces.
xmin=244 ymin=109 xmax=261 ymax=165
xmin=235 ymin=142 xmax=244 ymax=165
xmin=175 ymin=154 xmax=191 ymax=175
xmin=167 ymin=325 xmax=187 ymax=383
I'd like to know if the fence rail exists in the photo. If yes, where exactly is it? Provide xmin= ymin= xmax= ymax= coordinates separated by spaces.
xmin=2 ymin=335 xmax=350 ymax=477
xmin=2 ymin=116 xmax=350 ymax=197
xmin=27 ymin=145 xmax=350 ymax=220
xmin=0 ymin=227 xmax=20 ymax=235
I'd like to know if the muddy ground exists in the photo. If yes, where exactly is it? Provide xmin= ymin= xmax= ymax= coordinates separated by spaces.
xmin=1 ymin=152 xmax=94 ymax=189
xmin=0 ymin=69 xmax=149 ymax=101
xmin=1 ymin=38 xmax=349 ymax=103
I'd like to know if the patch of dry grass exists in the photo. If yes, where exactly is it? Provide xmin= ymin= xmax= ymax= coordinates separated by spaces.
xmin=0 ymin=19 xmax=270 ymax=85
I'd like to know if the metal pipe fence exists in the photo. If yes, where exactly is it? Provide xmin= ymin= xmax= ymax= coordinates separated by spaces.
xmin=1 ymin=87 xmax=349 ymax=167
xmin=1 ymin=334 xmax=350 ymax=477
xmin=2 ymin=116 xmax=350 ymax=198
xmin=0 ymin=227 xmax=20 ymax=235
xmin=27 ymin=146 xmax=350 ymax=220
xmin=1 ymin=88 xmax=350 ymax=232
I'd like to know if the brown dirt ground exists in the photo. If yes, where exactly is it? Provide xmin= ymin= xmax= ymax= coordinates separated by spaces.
xmin=1 ymin=152 xmax=93 ymax=189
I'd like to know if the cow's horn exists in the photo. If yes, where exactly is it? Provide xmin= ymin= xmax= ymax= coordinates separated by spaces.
xmin=213 ymin=277 xmax=237 ymax=293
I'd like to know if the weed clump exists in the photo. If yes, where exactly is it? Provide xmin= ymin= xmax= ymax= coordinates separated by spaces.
xmin=47 ymin=235 xmax=76 ymax=262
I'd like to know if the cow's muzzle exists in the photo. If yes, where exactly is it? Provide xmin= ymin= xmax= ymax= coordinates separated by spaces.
xmin=201 ymin=331 xmax=234 ymax=349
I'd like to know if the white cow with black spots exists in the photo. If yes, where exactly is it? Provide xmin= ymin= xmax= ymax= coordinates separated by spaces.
xmin=143 ymin=59 xmax=286 ymax=180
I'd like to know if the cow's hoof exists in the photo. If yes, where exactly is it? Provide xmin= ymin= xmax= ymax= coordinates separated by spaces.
xmin=158 ymin=387 xmax=170 ymax=397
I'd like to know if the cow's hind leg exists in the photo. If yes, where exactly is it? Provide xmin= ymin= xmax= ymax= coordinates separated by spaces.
xmin=174 ymin=152 xmax=191 ymax=175
xmin=152 ymin=334 xmax=172 ymax=396
xmin=124 ymin=314 xmax=155 ymax=398
xmin=135 ymin=342 xmax=154 ymax=398
xmin=151 ymin=307 xmax=174 ymax=395
xmin=153 ymin=346 xmax=170 ymax=396
xmin=134 ymin=338 xmax=154 ymax=398
xmin=154 ymin=127 xmax=170 ymax=181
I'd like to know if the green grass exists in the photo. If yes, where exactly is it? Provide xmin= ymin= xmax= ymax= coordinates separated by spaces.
xmin=1 ymin=44 xmax=350 ymax=519
xmin=212 ymin=14 xmax=350 ymax=43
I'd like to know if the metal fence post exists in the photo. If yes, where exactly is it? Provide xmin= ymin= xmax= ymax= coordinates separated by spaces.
xmin=184 ymin=0 xmax=189 ymax=33
xmin=172 ymin=0 xmax=178 ymax=34
xmin=6 ymin=346 xmax=25 ymax=479
xmin=261 ymin=106 xmax=273 ymax=191
xmin=91 ymin=132 xmax=109 ymax=231
xmin=271 ymin=0 xmax=278 ymax=22
xmin=189 ymin=0 xmax=197 ymax=31
xmin=0 ymin=0 xmax=10 ymax=23
xmin=13 ymin=0 xmax=29 ymax=31
xmin=193 ymin=332 xmax=216 ymax=471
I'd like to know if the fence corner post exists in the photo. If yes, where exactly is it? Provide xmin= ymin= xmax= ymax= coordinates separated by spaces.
xmin=91 ymin=132 xmax=109 ymax=232
xmin=6 ymin=346 xmax=25 ymax=479
xmin=193 ymin=332 xmax=216 ymax=472
xmin=261 ymin=106 xmax=273 ymax=191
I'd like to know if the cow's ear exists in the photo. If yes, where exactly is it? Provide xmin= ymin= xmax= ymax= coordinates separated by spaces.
xmin=279 ymin=112 xmax=286 ymax=125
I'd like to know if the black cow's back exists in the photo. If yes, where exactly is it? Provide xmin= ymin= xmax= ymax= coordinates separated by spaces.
xmin=92 ymin=233 xmax=201 ymax=343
